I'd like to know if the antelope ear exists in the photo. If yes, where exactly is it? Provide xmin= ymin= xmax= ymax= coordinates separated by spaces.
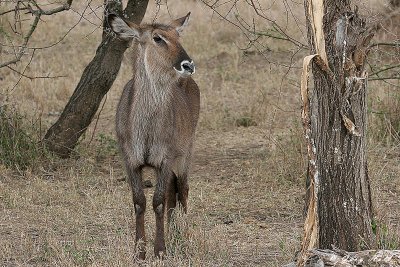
xmin=170 ymin=12 xmax=191 ymax=35
xmin=108 ymin=14 xmax=140 ymax=40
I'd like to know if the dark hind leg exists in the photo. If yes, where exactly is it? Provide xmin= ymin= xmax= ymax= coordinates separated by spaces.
xmin=177 ymin=173 xmax=189 ymax=213
xmin=153 ymin=165 xmax=172 ymax=257
xmin=166 ymin=175 xmax=178 ymax=223
xmin=127 ymin=165 xmax=147 ymax=260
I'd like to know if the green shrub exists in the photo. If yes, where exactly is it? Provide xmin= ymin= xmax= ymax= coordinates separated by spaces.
xmin=235 ymin=116 xmax=257 ymax=127
xmin=0 ymin=106 xmax=44 ymax=171
xmin=95 ymin=133 xmax=118 ymax=160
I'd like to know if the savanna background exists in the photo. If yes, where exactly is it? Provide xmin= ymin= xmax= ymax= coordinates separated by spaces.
xmin=0 ymin=0 xmax=399 ymax=266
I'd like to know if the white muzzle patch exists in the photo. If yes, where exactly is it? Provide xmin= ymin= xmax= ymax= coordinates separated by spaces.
xmin=174 ymin=60 xmax=195 ymax=76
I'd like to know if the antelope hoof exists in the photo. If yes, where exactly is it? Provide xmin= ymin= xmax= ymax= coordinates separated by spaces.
xmin=138 ymin=250 xmax=146 ymax=261
xmin=154 ymin=243 xmax=166 ymax=259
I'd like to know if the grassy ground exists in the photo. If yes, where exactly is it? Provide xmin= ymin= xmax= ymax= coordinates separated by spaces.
xmin=1 ymin=0 xmax=400 ymax=266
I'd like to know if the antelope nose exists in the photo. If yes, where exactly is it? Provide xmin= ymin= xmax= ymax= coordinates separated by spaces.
xmin=181 ymin=60 xmax=195 ymax=74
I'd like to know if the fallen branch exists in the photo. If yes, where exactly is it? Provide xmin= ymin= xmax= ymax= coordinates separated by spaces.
xmin=304 ymin=248 xmax=400 ymax=266
xmin=285 ymin=248 xmax=400 ymax=267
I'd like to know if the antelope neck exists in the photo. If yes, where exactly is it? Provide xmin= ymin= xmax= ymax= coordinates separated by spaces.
xmin=133 ymin=49 xmax=176 ymax=105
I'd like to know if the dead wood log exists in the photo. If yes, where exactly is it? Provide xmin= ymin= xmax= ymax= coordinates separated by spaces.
xmin=286 ymin=248 xmax=400 ymax=267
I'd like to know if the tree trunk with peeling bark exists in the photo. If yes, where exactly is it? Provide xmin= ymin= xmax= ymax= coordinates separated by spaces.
xmin=298 ymin=0 xmax=375 ymax=265
xmin=43 ymin=0 xmax=148 ymax=157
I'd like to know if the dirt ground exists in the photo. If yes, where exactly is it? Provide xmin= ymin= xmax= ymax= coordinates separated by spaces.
xmin=0 ymin=127 xmax=305 ymax=266
xmin=1 ymin=122 xmax=399 ymax=266
xmin=1 ymin=0 xmax=400 ymax=266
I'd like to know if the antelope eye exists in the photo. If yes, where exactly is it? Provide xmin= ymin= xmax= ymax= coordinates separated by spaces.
xmin=153 ymin=35 xmax=163 ymax=43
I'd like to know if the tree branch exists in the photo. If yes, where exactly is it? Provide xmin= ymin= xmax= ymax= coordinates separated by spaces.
xmin=28 ymin=0 xmax=73 ymax=16
xmin=368 ymin=8 xmax=400 ymax=32
xmin=0 ymin=7 xmax=29 ymax=16
xmin=248 ymin=0 xmax=307 ymax=48
xmin=0 ymin=14 xmax=40 ymax=68
xmin=369 ymin=41 xmax=400 ymax=48
xmin=0 ymin=0 xmax=74 ymax=69
xmin=370 ymin=63 xmax=400 ymax=77
xmin=369 ymin=76 xmax=400 ymax=81
xmin=6 ymin=66 xmax=67 ymax=80
xmin=201 ymin=0 xmax=308 ymax=49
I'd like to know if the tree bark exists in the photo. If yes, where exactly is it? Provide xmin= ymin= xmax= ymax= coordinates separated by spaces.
xmin=298 ymin=0 xmax=375 ymax=265
xmin=43 ymin=0 xmax=148 ymax=157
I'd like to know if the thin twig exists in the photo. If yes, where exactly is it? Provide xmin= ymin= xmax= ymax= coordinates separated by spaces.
xmin=369 ymin=76 xmax=400 ymax=81
xmin=370 ymin=63 xmax=400 ymax=76
xmin=88 ymin=94 xmax=108 ymax=146
xmin=248 ymin=0 xmax=307 ymax=48
xmin=6 ymin=66 xmax=67 ymax=80
xmin=27 ymin=0 xmax=73 ymax=16
xmin=11 ymin=49 xmax=36 ymax=91
xmin=369 ymin=42 xmax=400 ymax=48
xmin=0 ymin=14 xmax=40 ymax=68
xmin=0 ymin=0 xmax=74 ymax=69
xmin=0 ymin=7 xmax=29 ymax=16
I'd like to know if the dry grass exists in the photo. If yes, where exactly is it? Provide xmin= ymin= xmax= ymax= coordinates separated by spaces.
xmin=1 ymin=0 xmax=400 ymax=266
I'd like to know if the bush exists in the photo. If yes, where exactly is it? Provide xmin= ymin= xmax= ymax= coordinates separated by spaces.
xmin=0 ymin=106 xmax=44 ymax=171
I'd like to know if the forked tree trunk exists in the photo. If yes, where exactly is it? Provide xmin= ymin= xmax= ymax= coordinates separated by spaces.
xmin=298 ymin=0 xmax=375 ymax=265
xmin=43 ymin=0 xmax=148 ymax=157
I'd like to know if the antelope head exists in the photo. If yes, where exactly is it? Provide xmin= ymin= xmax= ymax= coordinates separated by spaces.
xmin=108 ymin=13 xmax=195 ymax=80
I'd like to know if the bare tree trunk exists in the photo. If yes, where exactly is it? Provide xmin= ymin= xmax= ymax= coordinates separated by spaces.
xmin=43 ymin=0 xmax=148 ymax=157
xmin=298 ymin=0 xmax=375 ymax=265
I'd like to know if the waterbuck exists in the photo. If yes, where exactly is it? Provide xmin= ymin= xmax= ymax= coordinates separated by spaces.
xmin=108 ymin=12 xmax=200 ymax=259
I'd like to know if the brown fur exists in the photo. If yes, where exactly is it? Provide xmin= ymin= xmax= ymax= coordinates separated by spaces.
xmin=110 ymin=13 xmax=200 ymax=259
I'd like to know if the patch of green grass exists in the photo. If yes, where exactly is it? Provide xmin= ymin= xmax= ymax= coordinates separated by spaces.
xmin=95 ymin=133 xmax=119 ymax=160
xmin=235 ymin=116 xmax=258 ymax=127
xmin=373 ymin=217 xmax=400 ymax=250
xmin=376 ymin=222 xmax=400 ymax=250
xmin=0 ymin=25 xmax=6 ymax=37
xmin=63 ymin=243 xmax=93 ymax=266
xmin=0 ymin=106 xmax=46 ymax=171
